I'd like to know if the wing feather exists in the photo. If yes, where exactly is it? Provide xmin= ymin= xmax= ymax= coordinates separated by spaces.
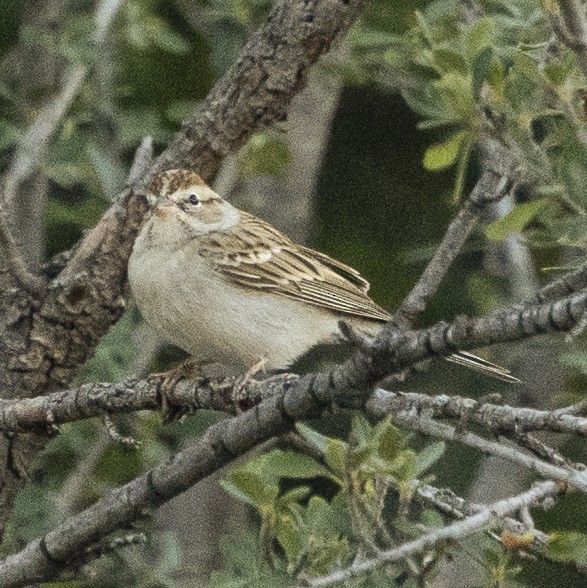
xmin=198 ymin=212 xmax=390 ymax=322
xmin=197 ymin=212 xmax=519 ymax=383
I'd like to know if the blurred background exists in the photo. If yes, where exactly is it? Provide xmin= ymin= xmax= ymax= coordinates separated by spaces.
xmin=1 ymin=0 xmax=587 ymax=586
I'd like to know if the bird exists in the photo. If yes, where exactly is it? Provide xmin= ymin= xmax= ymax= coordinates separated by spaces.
xmin=128 ymin=168 xmax=518 ymax=383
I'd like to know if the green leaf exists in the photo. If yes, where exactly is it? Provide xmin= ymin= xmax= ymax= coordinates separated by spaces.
xmin=391 ymin=450 xmax=418 ymax=483
xmin=472 ymin=46 xmax=493 ymax=101
xmin=415 ymin=442 xmax=446 ymax=476
xmin=220 ymin=479 xmax=258 ymax=507
xmin=275 ymin=515 xmax=302 ymax=562
xmin=546 ymin=532 xmax=587 ymax=565
xmin=544 ymin=63 xmax=567 ymax=86
xmin=280 ymin=488 xmax=311 ymax=511
xmin=296 ymin=423 xmax=328 ymax=454
xmin=467 ymin=17 xmax=494 ymax=60
xmin=221 ymin=471 xmax=278 ymax=509
xmin=435 ymin=73 xmax=474 ymax=121
xmin=423 ymin=131 xmax=466 ymax=171
xmin=350 ymin=412 xmax=372 ymax=447
xmin=246 ymin=450 xmax=333 ymax=484
xmin=212 ymin=530 xmax=291 ymax=587
xmin=486 ymin=198 xmax=550 ymax=241
xmin=305 ymin=495 xmax=350 ymax=536
xmin=433 ymin=48 xmax=468 ymax=74
xmin=377 ymin=420 xmax=402 ymax=462
xmin=325 ymin=439 xmax=347 ymax=476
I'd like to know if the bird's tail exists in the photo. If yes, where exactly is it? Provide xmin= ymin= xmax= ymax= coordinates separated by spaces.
xmin=446 ymin=351 xmax=521 ymax=384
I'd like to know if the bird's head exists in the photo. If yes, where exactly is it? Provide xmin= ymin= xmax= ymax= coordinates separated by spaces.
xmin=147 ymin=168 xmax=239 ymax=235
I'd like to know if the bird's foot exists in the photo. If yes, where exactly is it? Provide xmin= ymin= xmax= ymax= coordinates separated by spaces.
xmin=233 ymin=357 xmax=268 ymax=410
xmin=150 ymin=357 xmax=211 ymax=422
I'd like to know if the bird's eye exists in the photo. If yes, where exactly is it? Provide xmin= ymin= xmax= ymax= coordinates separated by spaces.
xmin=188 ymin=193 xmax=200 ymax=205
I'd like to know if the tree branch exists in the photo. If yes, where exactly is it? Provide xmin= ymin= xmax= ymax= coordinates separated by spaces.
xmin=0 ymin=372 xmax=297 ymax=432
xmin=4 ymin=372 xmax=587 ymax=439
xmin=367 ymin=389 xmax=587 ymax=437
xmin=532 ymin=264 xmax=587 ymax=304
xmin=415 ymin=483 xmax=551 ymax=555
xmin=396 ymin=141 xmax=515 ymax=325
xmin=305 ymin=481 xmax=560 ymax=587
xmin=366 ymin=397 xmax=587 ymax=493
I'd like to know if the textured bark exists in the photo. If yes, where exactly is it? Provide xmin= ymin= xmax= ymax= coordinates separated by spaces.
xmin=0 ymin=0 xmax=365 ymax=537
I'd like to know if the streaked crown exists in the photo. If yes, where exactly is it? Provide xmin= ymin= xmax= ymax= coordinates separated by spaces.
xmin=149 ymin=168 xmax=206 ymax=197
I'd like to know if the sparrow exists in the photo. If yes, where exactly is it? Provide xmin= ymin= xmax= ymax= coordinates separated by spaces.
xmin=128 ymin=168 xmax=518 ymax=383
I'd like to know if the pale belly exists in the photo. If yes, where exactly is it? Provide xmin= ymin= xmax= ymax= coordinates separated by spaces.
xmin=128 ymin=244 xmax=348 ymax=370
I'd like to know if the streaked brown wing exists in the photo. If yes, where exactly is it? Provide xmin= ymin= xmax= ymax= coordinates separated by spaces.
xmin=198 ymin=214 xmax=519 ymax=383
xmin=198 ymin=213 xmax=390 ymax=322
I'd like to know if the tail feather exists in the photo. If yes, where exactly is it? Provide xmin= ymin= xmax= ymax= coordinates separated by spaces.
xmin=446 ymin=351 xmax=521 ymax=384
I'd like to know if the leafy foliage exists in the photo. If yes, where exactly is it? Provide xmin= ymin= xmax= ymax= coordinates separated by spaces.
xmin=218 ymin=415 xmax=446 ymax=583
xmin=350 ymin=0 xmax=587 ymax=254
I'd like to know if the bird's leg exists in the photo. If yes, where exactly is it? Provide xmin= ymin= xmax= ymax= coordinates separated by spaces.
xmin=151 ymin=357 xmax=211 ymax=422
xmin=233 ymin=356 xmax=268 ymax=409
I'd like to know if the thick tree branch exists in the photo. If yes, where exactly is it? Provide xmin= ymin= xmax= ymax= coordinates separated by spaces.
xmin=0 ymin=0 xmax=365 ymax=534
xmin=4 ymin=372 xmax=587 ymax=438
xmin=0 ymin=373 xmax=298 ymax=432
xmin=306 ymin=481 xmax=560 ymax=587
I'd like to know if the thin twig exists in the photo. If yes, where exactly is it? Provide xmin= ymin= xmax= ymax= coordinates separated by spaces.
xmin=368 ymin=389 xmax=587 ymax=437
xmin=305 ymin=481 xmax=560 ymax=587
xmin=395 ymin=141 xmax=515 ymax=325
xmin=365 ymin=400 xmax=587 ymax=494
xmin=415 ymin=484 xmax=550 ymax=553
